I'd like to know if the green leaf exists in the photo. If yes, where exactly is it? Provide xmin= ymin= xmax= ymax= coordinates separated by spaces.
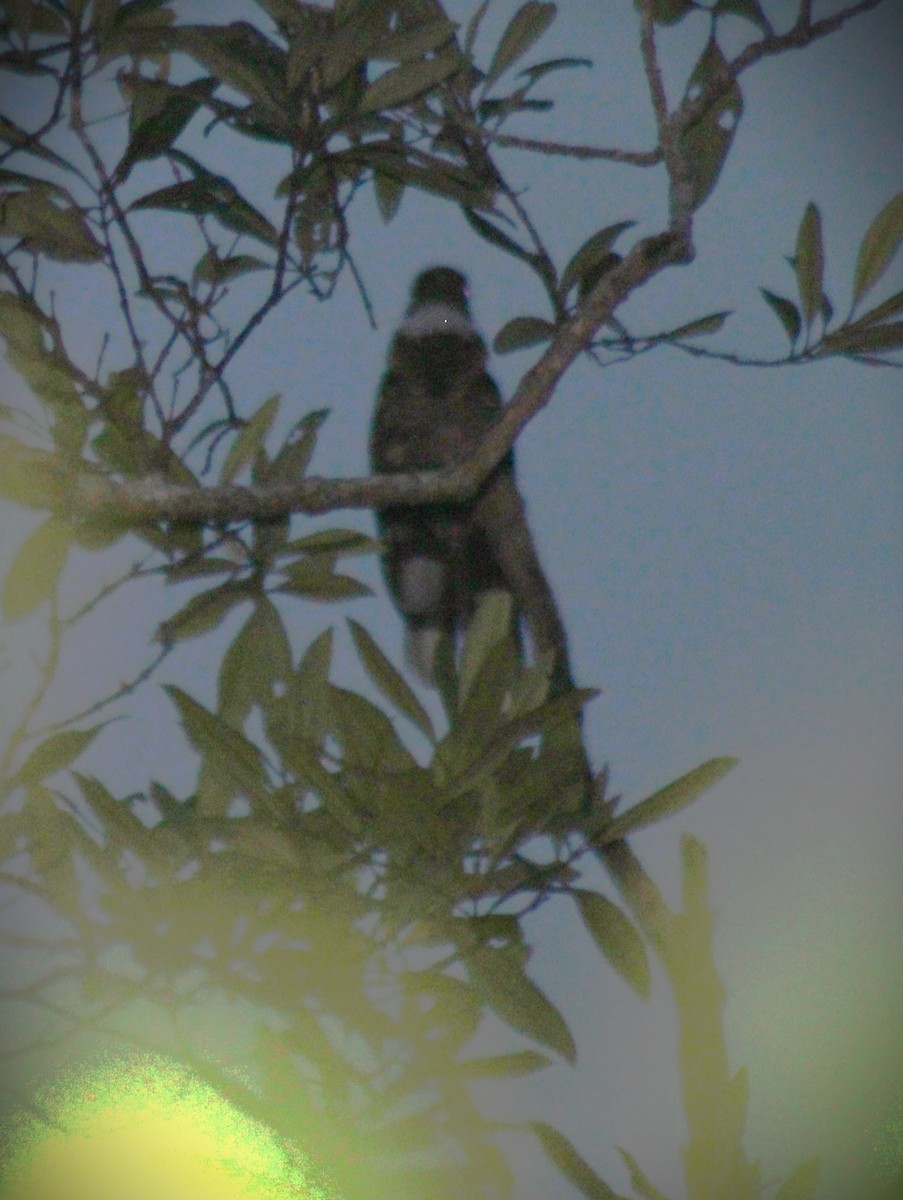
xmin=130 ymin=152 xmax=278 ymax=246
xmin=165 ymin=684 xmax=268 ymax=803
xmin=560 ymin=222 xmax=633 ymax=296
xmin=529 ymin=1123 xmax=623 ymax=1199
xmin=465 ymin=947 xmax=576 ymax=1063
xmin=460 ymin=1049 xmax=552 ymax=1078
xmin=773 ymin=1158 xmax=822 ymax=1200
xmin=494 ymin=315 xmax=556 ymax=353
xmin=486 ymin=2 xmax=557 ymax=87
xmin=843 ymin=288 xmax=903 ymax=329
xmin=373 ymin=169 xmax=404 ymax=222
xmin=679 ymin=39 xmax=743 ymax=209
xmin=463 ymin=207 xmax=534 ymax=263
xmin=713 ymin=0 xmax=769 ymax=30
xmin=347 ymin=618 xmax=434 ymax=741
xmin=647 ymin=0 xmax=695 ymax=24
xmin=218 ymin=598 xmax=293 ymax=724
xmin=0 ymin=189 xmax=103 ymax=263
xmin=821 ymin=321 xmax=903 ymax=356
xmin=193 ymin=250 xmax=268 ymax=284
xmin=795 ymin=202 xmax=824 ymax=327
xmin=286 ymin=529 xmax=376 ymax=556
xmin=853 ymin=191 xmax=903 ymax=304
xmin=378 ymin=16 xmax=458 ymax=63
xmin=605 ymin=757 xmax=737 ymax=840
xmin=279 ymin=559 xmax=370 ymax=601
xmin=574 ymin=889 xmax=650 ymax=998
xmin=261 ymin=408 xmax=329 ymax=485
xmin=666 ymin=310 xmax=732 ymax=339
xmin=457 ymin=590 xmax=515 ymax=704
xmin=0 ymin=436 xmax=66 ymax=510
xmin=14 ymin=726 xmax=103 ymax=788
xmin=518 ymin=56 xmax=592 ymax=82
xmin=220 ymin=394 xmax=280 ymax=484
xmin=617 ymin=1148 xmax=670 ymax=1200
xmin=359 ymin=47 xmax=462 ymax=112
xmin=2 ymin=517 xmax=71 ymax=620
xmin=116 ymin=78 xmax=217 ymax=179
xmin=759 ymin=288 xmax=801 ymax=345
xmin=156 ymin=582 xmax=251 ymax=645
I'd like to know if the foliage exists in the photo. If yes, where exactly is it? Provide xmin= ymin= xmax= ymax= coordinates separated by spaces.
xmin=0 ymin=1 xmax=898 ymax=1198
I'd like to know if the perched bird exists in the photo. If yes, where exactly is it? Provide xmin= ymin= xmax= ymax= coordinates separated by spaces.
xmin=370 ymin=266 xmax=574 ymax=695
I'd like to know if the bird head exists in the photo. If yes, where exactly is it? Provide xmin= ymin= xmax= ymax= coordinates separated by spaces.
xmin=408 ymin=266 xmax=471 ymax=316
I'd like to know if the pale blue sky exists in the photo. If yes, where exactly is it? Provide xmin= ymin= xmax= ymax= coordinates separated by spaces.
xmin=1 ymin=3 xmax=901 ymax=1198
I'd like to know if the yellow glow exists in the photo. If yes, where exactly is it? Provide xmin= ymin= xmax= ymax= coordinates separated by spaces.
xmin=0 ymin=1054 xmax=333 ymax=1200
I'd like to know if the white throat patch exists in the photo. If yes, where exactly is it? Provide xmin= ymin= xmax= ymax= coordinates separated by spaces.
xmin=399 ymin=302 xmax=475 ymax=338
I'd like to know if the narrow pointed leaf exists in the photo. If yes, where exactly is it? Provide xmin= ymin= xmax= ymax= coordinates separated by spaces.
xmin=486 ymin=2 xmax=557 ymax=86
xmin=795 ymin=202 xmax=824 ymax=326
xmin=219 ymin=598 xmax=293 ymax=723
xmin=821 ymin=321 xmax=903 ymax=356
xmin=853 ymin=191 xmax=903 ymax=304
xmin=220 ymin=394 xmax=280 ymax=484
xmin=605 ymin=757 xmax=737 ymax=840
xmin=529 ymin=1123 xmax=623 ymax=1199
xmin=460 ymin=1050 xmax=552 ymax=1078
xmin=574 ymin=889 xmax=650 ymax=998
xmin=348 ymin=618 xmax=434 ymax=741
xmin=2 ymin=518 xmax=71 ymax=620
xmin=458 ymin=591 xmax=514 ymax=702
xmin=14 ymin=727 xmax=103 ymax=788
xmin=466 ymin=948 xmax=576 ymax=1063
xmin=760 ymin=288 xmax=801 ymax=345
xmin=679 ymin=39 xmax=743 ymax=208
xmin=165 ymin=684 xmax=268 ymax=797
xmin=666 ymin=310 xmax=732 ymax=339
xmin=463 ymin=207 xmax=534 ymax=263
xmin=617 ymin=1148 xmax=670 ymax=1200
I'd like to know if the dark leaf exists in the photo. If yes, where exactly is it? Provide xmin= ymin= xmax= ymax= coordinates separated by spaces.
xmin=574 ymin=889 xmax=650 ymax=998
xmin=530 ymin=1123 xmax=624 ymax=1199
xmin=648 ymin=0 xmax=695 ymax=24
xmin=759 ymin=288 xmax=801 ymax=345
xmin=378 ymin=16 xmax=458 ymax=63
xmin=853 ymin=191 xmax=903 ymax=304
xmin=156 ymin=582 xmax=252 ymax=645
xmin=605 ymin=757 xmax=737 ymax=840
xmin=359 ymin=47 xmax=462 ymax=112
xmin=821 ymin=321 xmax=903 ymax=356
xmin=795 ymin=202 xmax=824 ymax=327
xmin=494 ymin=315 xmax=555 ymax=353
xmin=14 ymin=727 xmax=103 ymax=788
xmin=465 ymin=947 xmax=576 ymax=1063
xmin=347 ymin=618 xmax=434 ymax=741
xmin=116 ymin=78 xmax=217 ymax=179
xmin=463 ymin=207 xmax=535 ymax=263
xmin=679 ymin=39 xmax=743 ymax=209
xmin=193 ymin=249 xmax=268 ymax=284
xmin=486 ymin=2 xmax=557 ymax=86
xmin=518 ymin=56 xmax=592 ymax=82
xmin=560 ymin=221 xmax=634 ymax=296
xmin=218 ymin=598 xmax=292 ymax=727
xmin=713 ymin=0 xmax=769 ymax=30
xmin=665 ymin=310 xmax=731 ymax=339
xmin=286 ymin=529 xmax=376 ymax=556
xmin=2 ymin=517 xmax=71 ymax=620
xmin=374 ymin=169 xmax=404 ymax=221
xmin=0 ymin=115 xmax=69 ymax=168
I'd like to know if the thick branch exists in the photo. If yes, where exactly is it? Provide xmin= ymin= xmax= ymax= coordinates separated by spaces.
xmin=69 ymin=230 xmax=690 ymax=527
